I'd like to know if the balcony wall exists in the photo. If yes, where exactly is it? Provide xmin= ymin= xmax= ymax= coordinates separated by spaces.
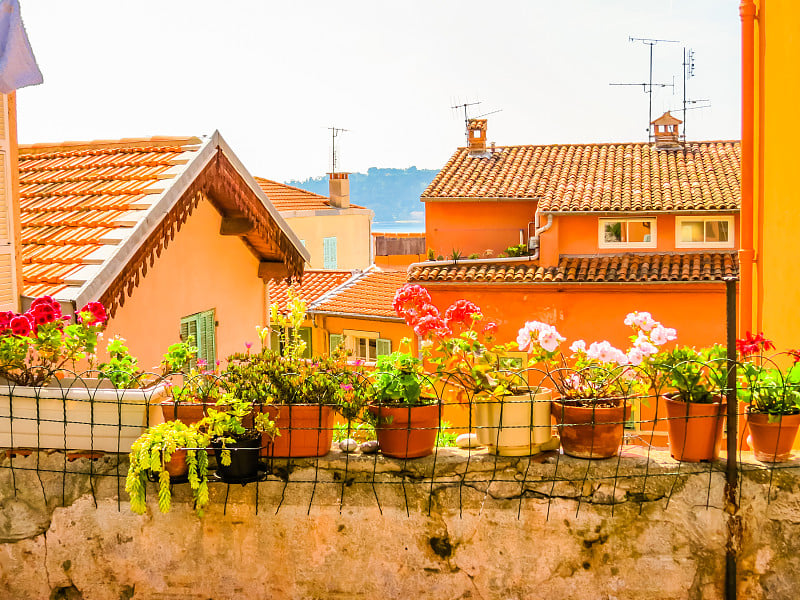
xmin=0 ymin=448 xmax=796 ymax=599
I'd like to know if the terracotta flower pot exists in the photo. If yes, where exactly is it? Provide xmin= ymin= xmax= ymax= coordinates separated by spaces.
xmin=159 ymin=401 xmax=214 ymax=425
xmin=551 ymin=399 xmax=632 ymax=459
xmin=368 ymin=403 xmax=440 ymax=459
xmin=163 ymin=448 xmax=189 ymax=478
xmin=473 ymin=388 xmax=555 ymax=456
xmin=664 ymin=396 xmax=726 ymax=462
xmin=746 ymin=409 xmax=800 ymax=463
xmin=261 ymin=404 xmax=335 ymax=458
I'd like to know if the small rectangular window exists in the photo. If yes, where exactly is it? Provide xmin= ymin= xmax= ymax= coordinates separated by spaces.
xmin=675 ymin=216 xmax=734 ymax=248
xmin=599 ymin=219 xmax=657 ymax=248
xmin=323 ymin=237 xmax=337 ymax=269
xmin=180 ymin=309 xmax=216 ymax=368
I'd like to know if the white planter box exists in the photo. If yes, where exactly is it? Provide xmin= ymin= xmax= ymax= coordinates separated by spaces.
xmin=0 ymin=380 xmax=167 ymax=452
xmin=473 ymin=387 xmax=559 ymax=456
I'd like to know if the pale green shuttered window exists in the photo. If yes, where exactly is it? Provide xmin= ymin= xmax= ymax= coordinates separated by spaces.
xmin=323 ymin=237 xmax=337 ymax=269
xmin=181 ymin=309 xmax=216 ymax=368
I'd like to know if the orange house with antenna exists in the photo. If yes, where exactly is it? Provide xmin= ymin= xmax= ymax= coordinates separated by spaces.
xmin=415 ymin=116 xmax=740 ymax=442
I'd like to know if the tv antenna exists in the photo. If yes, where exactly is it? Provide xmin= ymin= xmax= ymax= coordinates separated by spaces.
xmin=451 ymin=101 xmax=502 ymax=143
xmin=610 ymin=36 xmax=679 ymax=140
xmin=327 ymin=126 xmax=349 ymax=173
xmin=679 ymin=47 xmax=710 ymax=140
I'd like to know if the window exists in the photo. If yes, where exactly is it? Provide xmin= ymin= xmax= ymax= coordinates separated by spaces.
xmin=334 ymin=330 xmax=391 ymax=363
xmin=598 ymin=219 xmax=657 ymax=248
xmin=675 ymin=216 xmax=734 ymax=248
xmin=181 ymin=309 xmax=216 ymax=368
xmin=271 ymin=326 xmax=312 ymax=358
xmin=323 ymin=237 xmax=337 ymax=269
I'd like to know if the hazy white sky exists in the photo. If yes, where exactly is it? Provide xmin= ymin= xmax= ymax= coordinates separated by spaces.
xmin=16 ymin=0 xmax=739 ymax=182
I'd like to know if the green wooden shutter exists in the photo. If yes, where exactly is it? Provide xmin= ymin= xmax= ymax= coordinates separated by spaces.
xmin=181 ymin=309 xmax=216 ymax=368
xmin=329 ymin=333 xmax=343 ymax=353
xmin=376 ymin=338 xmax=392 ymax=357
xmin=323 ymin=237 xmax=337 ymax=269
xmin=270 ymin=326 xmax=282 ymax=352
xmin=180 ymin=316 xmax=199 ymax=369
xmin=299 ymin=327 xmax=313 ymax=358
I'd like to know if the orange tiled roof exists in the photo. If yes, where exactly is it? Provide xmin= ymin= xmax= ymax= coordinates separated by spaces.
xmin=255 ymin=177 xmax=366 ymax=212
xmin=19 ymin=137 xmax=202 ymax=297
xmin=309 ymin=270 xmax=408 ymax=319
xmin=268 ymin=270 xmax=354 ymax=313
xmin=407 ymin=252 xmax=738 ymax=284
xmin=422 ymin=141 xmax=741 ymax=212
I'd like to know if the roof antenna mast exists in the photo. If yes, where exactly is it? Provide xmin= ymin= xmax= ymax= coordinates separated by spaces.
xmin=450 ymin=100 xmax=503 ymax=144
xmin=610 ymin=36 xmax=679 ymax=140
xmin=327 ymin=126 xmax=349 ymax=173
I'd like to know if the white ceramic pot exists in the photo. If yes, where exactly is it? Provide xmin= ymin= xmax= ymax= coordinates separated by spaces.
xmin=0 ymin=379 xmax=167 ymax=452
xmin=473 ymin=386 xmax=557 ymax=456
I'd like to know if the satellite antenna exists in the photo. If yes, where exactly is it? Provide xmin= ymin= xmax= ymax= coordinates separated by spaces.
xmin=610 ymin=36 xmax=679 ymax=140
xmin=327 ymin=126 xmax=349 ymax=173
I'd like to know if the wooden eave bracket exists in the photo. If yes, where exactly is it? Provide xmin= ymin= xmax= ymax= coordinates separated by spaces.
xmin=220 ymin=216 xmax=255 ymax=235
xmin=258 ymin=261 xmax=289 ymax=281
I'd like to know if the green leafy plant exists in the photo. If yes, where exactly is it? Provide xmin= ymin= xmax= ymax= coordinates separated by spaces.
xmin=450 ymin=248 xmax=462 ymax=261
xmin=737 ymin=332 xmax=800 ymax=421
xmin=126 ymin=420 xmax=211 ymax=516
xmin=333 ymin=420 xmax=376 ymax=443
xmin=371 ymin=340 xmax=434 ymax=406
xmin=427 ymin=248 xmax=436 ymax=261
xmin=502 ymin=243 xmax=529 ymax=258
xmin=652 ymin=345 xmax=727 ymax=403
xmin=200 ymin=395 xmax=279 ymax=467
xmin=436 ymin=420 xmax=458 ymax=447
xmin=98 ymin=336 xmax=143 ymax=389
xmin=468 ymin=253 xmax=479 ymax=260
xmin=161 ymin=337 xmax=198 ymax=376
xmin=0 ymin=298 xmax=107 ymax=386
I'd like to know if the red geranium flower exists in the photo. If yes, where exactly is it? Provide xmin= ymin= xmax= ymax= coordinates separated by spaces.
xmin=0 ymin=310 xmax=14 ymax=331
xmin=788 ymin=349 xmax=800 ymax=364
xmin=414 ymin=314 xmax=450 ymax=338
xmin=393 ymin=284 xmax=432 ymax=324
xmin=736 ymin=331 xmax=776 ymax=356
xmin=483 ymin=321 xmax=499 ymax=335
xmin=28 ymin=303 xmax=57 ymax=327
xmin=444 ymin=299 xmax=482 ymax=329
xmin=78 ymin=302 xmax=108 ymax=326
xmin=9 ymin=314 xmax=32 ymax=336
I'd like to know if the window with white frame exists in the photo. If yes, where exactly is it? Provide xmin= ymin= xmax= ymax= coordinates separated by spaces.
xmin=598 ymin=218 xmax=657 ymax=248
xmin=675 ymin=216 xmax=734 ymax=248
xmin=331 ymin=330 xmax=391 ymax=363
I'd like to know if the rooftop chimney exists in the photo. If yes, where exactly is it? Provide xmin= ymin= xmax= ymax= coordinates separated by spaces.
xmin=328 ymin=172 xmax=350 ymax=209
xmin=651 ymin=111 xmax=683 ymax=150
xmin=467 ymin=118 xmax=487 ymax=155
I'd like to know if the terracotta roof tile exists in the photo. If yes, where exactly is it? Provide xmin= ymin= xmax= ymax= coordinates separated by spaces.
xmin=423 ymin=141 xmax=740 ymax=212
xmin=408 ymin=252 xmax=738 ymax=284
xmin=310 ymin=271 xmax=408 ymax=319
xmin=255 ymin=177 xmax=368 ymax=212
xmin=18 ymin=137 xmax=201 ymax=297
xmin=268 ymin=270 xmax=354 ymax=314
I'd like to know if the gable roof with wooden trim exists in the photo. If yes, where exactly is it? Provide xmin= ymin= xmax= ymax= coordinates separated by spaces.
xmin=19 ymin=131 xmax=310 ymax=316
xmin=422 ymin=140 xmax=741 ymax=213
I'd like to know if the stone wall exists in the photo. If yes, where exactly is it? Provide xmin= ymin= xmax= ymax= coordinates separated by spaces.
xmin=0 ymin=448 xmax=797 ymax=600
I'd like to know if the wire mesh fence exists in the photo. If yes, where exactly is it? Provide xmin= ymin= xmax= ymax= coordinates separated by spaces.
xmin=0 ymin=356 xmax=798 ymax=518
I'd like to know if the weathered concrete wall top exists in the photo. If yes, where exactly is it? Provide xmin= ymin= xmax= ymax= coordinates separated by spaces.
xmin=0 ymin=448 xmax=797 ymax=600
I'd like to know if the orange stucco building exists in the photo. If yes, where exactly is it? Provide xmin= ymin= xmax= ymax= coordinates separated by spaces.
xmin=416 ymin=118 xmax=741 ymax=442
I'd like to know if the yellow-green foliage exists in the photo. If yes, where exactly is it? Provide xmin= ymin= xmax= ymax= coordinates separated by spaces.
xmin=125 ymin=420 xmax=210 ymax=516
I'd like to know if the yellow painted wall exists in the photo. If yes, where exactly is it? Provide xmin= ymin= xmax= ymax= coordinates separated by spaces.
xmin=284 ymin=211 xmax=372 ymax=270
xmin=754 ymin=0 xmax=800 ymax=350
xmin=104 ymin=198 xmax=265 ymax=373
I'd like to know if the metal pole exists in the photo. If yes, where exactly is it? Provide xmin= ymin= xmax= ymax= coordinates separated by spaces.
xmin=724 ymin=276 xmax=739 ymax=600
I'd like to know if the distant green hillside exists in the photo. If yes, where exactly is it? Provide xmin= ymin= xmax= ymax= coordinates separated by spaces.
xmin=287 ymin=167 xmax=437 ymax=232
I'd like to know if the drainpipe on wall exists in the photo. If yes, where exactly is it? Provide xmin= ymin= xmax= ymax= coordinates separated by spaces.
xmin=739 ymin=0 xmax=757 ymax=337
xmin=527 ymin=212 xmax=553 ymax=260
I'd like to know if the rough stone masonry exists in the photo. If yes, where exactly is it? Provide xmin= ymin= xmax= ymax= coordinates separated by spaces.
xmin=0 ymin=447 xmax=797 ymax=600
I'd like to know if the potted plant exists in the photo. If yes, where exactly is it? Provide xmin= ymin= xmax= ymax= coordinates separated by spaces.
xmin=393 ymin=284 xmax=556 ymax=457
xmin=158 ymin=338 xmax=221 ymax=424
xmin=225 ymin=289 xmax=369 ymax=458
xmin=368 ymin=342 xmax=439 ymax=459
xmin=737 ymin=333 xmax=800 ymax=462
xmin=125 ymin=420 xmax=211 ymax=515
xmin=527 ymin=311 xmax=677 ymax=459
xmin=200 ymin=395 xmax=278 ymax=483
xmin=652 ymin=344 xmax=728 ymax=462
xmin=0 ymin=297 xmax=167 ymax=452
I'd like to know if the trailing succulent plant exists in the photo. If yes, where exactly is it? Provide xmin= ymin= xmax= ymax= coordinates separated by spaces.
xmin=126 ymin=420 xmax=211 ymax=516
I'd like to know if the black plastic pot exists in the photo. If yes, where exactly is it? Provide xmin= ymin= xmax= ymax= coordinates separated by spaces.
xmin=213 ymin=434 xmax=262 ymax=482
